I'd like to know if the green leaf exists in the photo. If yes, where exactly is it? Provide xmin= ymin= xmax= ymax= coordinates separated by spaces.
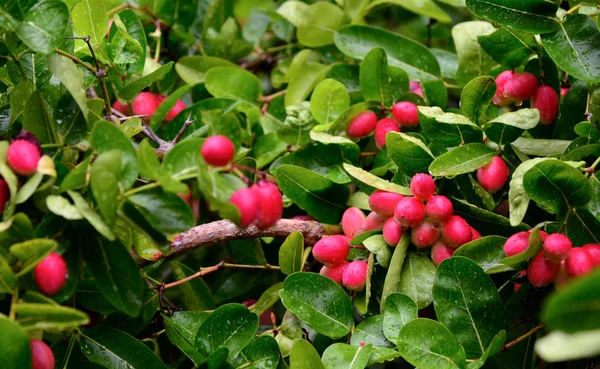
xmin=383 ymin=293 xmax=418 ymax=346
xmin=466 ymin=330 xmax=506 ymax=369
xmin=127 ymin=188 xmax=195 ymax=235
xmin=398 ymin=252 xmax=437 ymax=310
xmin=350 ymin=315 xmax=393 ymax=348
xmin=360 ymin=47 xmax=392 ymax=107
xmin=541 ymin=14 xmax=600 ymax=84
xmin=163 ymin=311 xmax=208 ymax=365
xmin=280 ymin=272 xmax=354 ymax=339
xmin=322 ymin=343 xmax=372 ymax=369
xmin=396 ymin=318 xmax=467 ymax=369
xmin=241 ymin=336 xmax=281 ymax=369
xmin=310 ymin=79 xmax=350 ymax=125
xmin=478 ymin=28 xmax=537 ymax=68
xmin=60 ymin=155 xmax=92 ymax=192
xmin=381 ymin=233 xmax=410 ymax=310
xmin=460 ymin=76 xmax=496 ymax=124
xmin=386 ymin=132 xmax=435 ymax=177
xmin=68 ymin=190 xmax=116 ymax=240
xmin=175 ymin=56 xmax=237 ymax=86
xmin=279 ymin=232 xmax=304 ymax=275
xmin=555 ymin=82 xmax=589 ymax=140
xmin=0 ymin=254 xmax=16 ymax=293
xmin=251 ymin=282 xmax=284 ymax=316
xmin=71 ymin=0 xmax=108 ymax=46
xmin=326 ymin=101 xmax=380 ymax=135
xmin=195 ymin=303 xmax=258 ymax=358
xmin=81 ymin=235 xmax=144 ymax=317
xmin=277 ymin=1 xmax=346 ymax=48
xmin=289 ymin=339 xmax=325 ymax=369
xmin=118 ymin=62 xmax=174 ymax=100
xmin=0 ymin=315 xmax=31 ymax=368
xmin=80 ymin=326 xmax=168 ymax=369
xmin=22 ymin=91 xmax=59 ymax=144
xmin=363 ymin=0 xmax=451 ymax=24
xmin=452 ymin=197 xmax=530 ymax=237
xmin=150 ymin=85 xmax=192 ymax=130
xmin=452 ymin=21 xmax=497 ymax=86
xmin=511 ymin=137 xmax=572 ymax=157
xmin=9 ymin=239 xmax=57 ymax=277
xmin=484 ymin=109 xmax=540 ymax=145
xmin=508 ymin=158 xmax=555 ymax=226
xmin=453 ymin=236 xmax=512 ymax=273
xmin=16 ymin=1 xmax=69 ymax=54
xmin=429 ymin=143 xmax=496 ymax=178
xmin=108 ymin=10 xmax=146 ymax=75
xmin=286 ymin=63 xmax=330 ymax=107
xmin=433 ymin=257 xmax=507 ymax=358
xmin=48 ymin=54 xmax=89 ymax=121
xmin=172 ymin=262 xmax=215 ymax=311
xmin=205 ymin=66 xmax=263 ymax=103
xmin=535 ymin=329 xmax=600 ymax=363
xmin=163 ymin=138 xmax=204 ymax=177
xmin=90 ymin=120 xmax=138 ymax=189
xmin=90 ymin=150 xmax=121 ymax=227
xmin=343 ymin=163 xmax=411 ymax=195
xmin=14 ymin=303 xmax=89 ymax=330
xmin=465 ymin=0 xmax=559 ymax=34
xmin=418 ymin=106 xmax=483 ymax=146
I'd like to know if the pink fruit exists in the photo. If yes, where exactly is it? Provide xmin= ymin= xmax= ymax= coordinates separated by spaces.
xmin=441 ymin=215 xmax=471 ymax=248
xmin=363 ymin=211 xmax=386 ymax=232
xmin=477 ymin=157 xmax=509 ymax=193
xmin=230 ymin=188 xmax=260 ymax=228
xmin=565 ymin=248 xmax=595 ymax=277
xmin=342 ymin=260 xmax=368 ymax=291
xmin=582 ymin=244 xmax=600 ymax=266
xmin=34 ymin=252 xmax=68 ymax=296
xmin=531 ymin=85 xmax=559 ymax=125
xmin=320 ymin=261 xmax=349 ymax=285
xmin=0 ymin=179 xmax=9 ymax=213
xmin=411 ymin=220 xmax=440 ymax=248
xmin=31 ymin=340 xmax=55 ymax=369
xmin=346 ymin=111 xmax=378 ymax=139
xmin=409 ymin=81 xmax=420 ymax=92
xmin=374 ymin=118 xmax=400 ymax=149
xmin=178 ymin=188 xmax=192 ymax=203
xmin=504 ymin=72 xmax=538 ymax=102
xmin=554 ymin=261 xmax=571 ymax=288
xmin=132 ymin=92 xmax=160 ymax=121
xmin=383 ymin=217 xmax=403 ymax=245
xmin=493 ymin=70 xmax=516 ymax=106
xmin=391 ymin=102 xmax=419 ymax=127
xmin=543 ymin=233 xmax=572 ymax=263
xmin=252 ymin=180 xmax=283 ymax=228
xmin=165 ymin=99 xmax=187 ymax=123
xmin=112 ymin=100 xmax=131 ymax=116
xmin=504 ymin=231 xmax=530 ymax=257
xmin=425 ymin=196 xmax=453 ymax=223
xmin=410 ymin=173 xmax=436 ymax=201
xmin=341 ymin=207 xmax=366 ymax=238
xmin=560 ymin=87 xmax=569 ymax=97
xmin=431 ymin=241 xmax=454 ymax=267
xmin=528 ymin=251 xmax=560 ymax=288
xmin=470 ymin=227 xmax=482 ymax=241
xmin=312 ymin=235 xmax=351 ymax=266
xmin=413 ymin=87 xmax=423 ymax=97
xmin=7 ymin=139 xmax=41 ymax=176
xmin=394 ymin=197 xmax=425 ymax=228
xmin=369 ymin=190 xmax=404 ymax=217
xmin=514 ymin=270 xmax=527 ymax=291
xmin=201 ymin=135 xmax=235 ymax=166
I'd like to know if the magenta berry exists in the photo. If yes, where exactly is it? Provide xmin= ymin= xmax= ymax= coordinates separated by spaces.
xmin=504 ymin=72 xmax=538 ymax=101
xmin=369 ymin=190 xmax=404 ymax=217
xmin=112 ymin=100 xmax=131 ymax=116
xmin=31 ymin=340 xmax=55 ymax=369
xmin=341 ymin=207 xmax=366 ymax=238
xmin=0 ymin=179 xmax=9 ymax=213
xmin=441 ymin=215 xmax=472 ymax=248
xmin=230 ymin=188 xmax=260 ymax=228
xmin=252 ymin=180 xmax=283 ymax=228
xmin=411 ymin=220 xmax=440 ymax=248
xmin=553 ymin=261 xmax=571 ymax=288
xmin=425 ymin=196 xmax=453 ymax=223
xmin=342 ymin=260 xmax=368 ymax=291
xmin=477 ymin=157 xmax=509 ymax=193
xmin=165 ymin=99 xmax=187 ymax=123
xmin=383 ymin=217 xmax=403 ymax=246
xmin=492 ymin=70 xmax=516 ymax=106
xmin=543 ymin=233 xmax=572 ymax=263
xmin=201 ymin=135 xmax=235 ymax=166
xmin=413 ymin=87 xmax=423 ymax=97
xmin=7 ymin=139 xmax=41 ymax=176
xmin=470 ymin=227 xmax=482 ymax=241
xmin=394 ymin=197 xmax=425 ymax=228
xmin=374 ymin=118 xmax=400 ymax=149
xmin=582 ymin=244 xmax=600 ymax=266
xmin=34 ymin=252 xmax=68 ymax=296
xmin=312 ymin=235 xmax=351 ymax=266
xmin=132 ymin=92 xmax=160 ymax=121
xmin=565 ymin=248 xmax=595 ymax=277
xmin=391 ymin=102 xmax=419 ymax=127
xmin=410 ymin=173 xmax=436 ymax=201
xmin=504 ymin=231 xmax=530 ymax=257
xmin=560 ymin=87 xmax=569 ymax=97
xmin=409 ymin=81 xmax=420 ymax=92
xmin=320 ymin=261 xmax=348 ymax=285
xmin=528 ymin=251 xmax=560 ymax=288
xmin=531 ymin=85 xmax=559 ymax=125
xmin=346 ymin=111 xmax=377 ymax=139
xmin=363 ymin=211 xmax=386 ymax=232
xmin=431 ymin=241 xmax=454 ymax=267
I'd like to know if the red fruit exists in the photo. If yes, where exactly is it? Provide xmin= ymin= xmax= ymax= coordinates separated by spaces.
xmin=346 ymin=111 xmax=377 ymax=139
xmin=554 ymin=261 xmax=571 ymax=288
xmin=341 ymin=207 xmax=366 ymax=238
xmin=470 ymin=227 xmax=482 ymax=241
xmin=252 ymin=180 xmax=283 ymax=228
xmin=477 ymin=157 xmax=509 ymax=193
xmin=425 ymin=196 xmax=453 ymax=223
xmin=504 ymin=231 xmax=530 ymax=256
xmin=320 ymin=261 xmax=349 ymax=285
xmin=131 ymin=92 xmax=160 ymax=121
xmin=383 ymin=217 xmax=403 ymax=246
xmin=493 ymin=70 xmax=516 ymax=106
xmin=531 ymin=85 xmax=559 ymax=125
xmin=391 ymin=102 xmax=419 ymax=127
xmin=31 ymin=340 xmax=55 ymax=369
xmin=504 ymin=72 xmax=538 ymax=102
xmin=441 ymin=215 xmax=471 ymax=248
xmin=363 ymin=211 xmax=386 ymax=232
xmin=530 ymin=229 xmax=549 ymax=242
xmin=411 ymin=220 xmax=440 ymax=248
xmin=312 ymin=235 xmax=351 ymax=266
xmin=112 ymin=100 xmax=131 ymax=116
xmin=431 ymin=241 xmax=454 ymax=267
xmin=582 ymin=244 xmax=600 ymax=266
xmin=342 ymin=260 xmax=368 ymax=291
xmin=565 ymin=248 xmax=595 ymax=277
xmin=201 ymin=135 xmax=235 ymax=166
xmin=413 ymin=87 xmax=423 ymax=97
xmin=0 ymin=179 xmax=9 ymax=213
xmin=374 ymin=118 xmax=400 ymax=149
xmin=409 ymin=81 xmax=420 ymax=92
xmin=369 ymin=190 xmax=404 ymax=217
xmin=34 ymin=252 xmax=68 ymax=296
xmin=543 ymin=233 xmax=572 ymax=263
xmin=410 ymin=173 xmax=436 ymax=201
xmin=230 ymin=188 xmax=259 ymax=228
xmin=494 ymin=200 xmax=509 ymax=217
xmin=514 ymin=270 xmax=527 ymax=291
xmin=178 ymin=187 xmax=192 ymax=203
xmin=7 ymin=140 xmax=41 ymax=176
xmin=165 ymin=99 xmax=187 ymax=123
xmin=528 ymin=251 xmax=560 ymax=288
xmin=560 ymin=87 xmax=569 ymax=97
xmin=394 ymin=197 xmax=425 ymax=228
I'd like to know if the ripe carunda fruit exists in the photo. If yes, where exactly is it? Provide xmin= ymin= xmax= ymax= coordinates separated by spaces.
xmin=252 ymin=180 xmax=283 ymax=228
xmin=230 ymin=188 xmax=259 ymax=228
xmin=531 ymin=85 xmax=559 ymax=124
xmin=504 ymin=231 xmax=530 ymax=256
xmin=132 ymin=92 xmax=160 ymax=121
xmin=342 ymin=260 xmax=368 ymax=291
xmin=34 ymin=252 xmax=68 ymax=296
xmin=503 ymin=71 xmax=538 ymax=102
xmin=369 ymin=190 xmax=404 ymax=217
xmin=374 ymin=118 xmax=400 ymax=149
xmin=410 ymin=173 xmax=436 ymax=201
xmin=383 ymin=217 xmax=403 ymax=246
xmin=441 ymin=216 xmax=471 ymax=248
xmin=363 ymin=211 xmax=386 ymax=232
xmin=320 ymin=261 xmax=349 ymax=285
xmin=528 ymin=251 xmax=560 ymax=287
xmin=7 ymin=139 xmax=41 ymax=176
xmin=493 ymin=70 xmax=516 ymax=106
xmin=391 ymin=102 xmax=419 ymax=127
xmin=543 ymin=233 xmax=572 ymax=263
xmin=394 ymin=197 xmax=425 ymax=228
xmin=312 ymin=235 xmax=350 ymax=266
xmin=470 ymin=227 xmax=482 ymax=241
xmin=477 ymin=157 xmax=509 ymax=193
xmin=0 ymin=179 xmax=9 ymax=213
xmin=582 ymin=244 xmax=600 ymax=266
xmin=565 ymin=248 xmax=595 ymax=277
xmin=31 ymin=340 xmax=55 ymax=369
xmin=341 ymin=207 xmax=366 ymax=238
xmin=165 ymin=99 xmax=187 ymax=123
xmin=201 ymin=135 xmax=235 ymax=166
xmin=411 ymin=220 xmax=440 ymax=248
xmin=431 ymin=241 xmax=454 ymax=267
xmin=425 ymin=196 xmax=453 ymax=223
xmin=346 ymin=111 xmax=377 ymax=139
xmin=112 ymin=100 xmax=131 ymax=116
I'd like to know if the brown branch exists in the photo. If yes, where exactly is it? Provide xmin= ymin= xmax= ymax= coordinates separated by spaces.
xmin=502 ymin=325 xmax=544 ymax=351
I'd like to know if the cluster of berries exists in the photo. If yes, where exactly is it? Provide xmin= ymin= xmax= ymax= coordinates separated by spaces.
xmin=229 ymin=180 xmax=284 ymax=229
xmin=113 ymin=91 xmax=187 ymax=123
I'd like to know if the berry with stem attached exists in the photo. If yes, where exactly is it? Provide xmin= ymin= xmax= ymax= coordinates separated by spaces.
xmin=391 ymin=102 xmax=419 ymax=127
xmin=342 ymin=260 xmax=368 ymax=291
xmin=201 ymin=135 xmax=235 ymax=167
xmin=312 ymin=235 xmax=351 ymax=266
xmin=34 ymin=252 xmax=68 ymax=296
xmin=230 ymin=187 xmax=260 ymax=228
xmin=341 ymin=207 xmax=366 ymax=238
xmin=252 ymin=180 xmax=283 ymax=228
xmin=346 ymin=111 xmax=377 ymax=139
xmin=7 ymin=140 xmax=41 ymax=176
xmin=410 ymin=173 xmax=436 ymax=201
xmin=477 ymin=157 xmax=509 ymax=193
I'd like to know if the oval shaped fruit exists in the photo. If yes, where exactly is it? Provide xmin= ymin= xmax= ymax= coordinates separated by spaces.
xmin=363 ymin=211 xmax=386 ymax=232
xmin=411 ymin=220 xmax=440 ymax=248
xmin=31 ymin=340 xmax=55 ymax=369
xmin=369 ymin=190 xmax=404 ymax=217
xmin=391 ymin=102 xmax=419 ymax=127
xmin=252 ymin=180 xmax=283 ymax=228
xmin=410 ymin=173 xmax=436 ymax=201
xmin=504 ymin=231 xmax=530 ymax=257
xmin=165 ymin=99 xmax=187 ymax=123
xmin=34 ymin=252 xmax=68 ymax=296
xmin=320 ymin=261 xmax=349 ymax=285
xmin=374 ymin=118 xmax=400 ymax=149
xmin=543 ymin=233 xmax=572 ymax=263
xmin=112 ymin=100 xmax=131 ymax=116
xmin=201 ymin=135 xmax=235 ymax=167
xmin=441 ymin=215 xmax=471 ymax=248
xmin=493 ymin=70 xmax=516 ymax=106
xmin=582 ymin=244 xmax=600 ymax=266
xmin=531 ymin=85 xmax=559 ymax=125
xmin=346 ymin=111 xmax=377 ymax=139
xmin=528 ymin=251 xmax=560 ymax=288
xmin=0 ymin=179 xmax=9 ymax=213
xmin=477 ymin=157 xmax=509 ymax=193
xmin=132 ymin=92 xmax=160 ymax=121
xmin=565 ymin=248 xmax=595 ymax=277
xmin=341 ymin=207 xmax=366 ymax=238
xmin=394 ymin=197 xmax=425 ymax=228
xmin=7 ymin=139 xmax=41 ymax=176
xmin=431 ymin=241 xmax=454 ymax=267
xmin=383 ymin=217 xmax=403 ymax=246
xmin=504 ymin=72 xmax=538 ymax=102
xmin=425 ymin=195 xmax=453 ymax=223
xmin=230 ymin=187 xmax=260 ymax=228
xmin=342 ymin=260 xmax=368 ymax=291
xmin=312 ymin=235 xmax=351 ymax=266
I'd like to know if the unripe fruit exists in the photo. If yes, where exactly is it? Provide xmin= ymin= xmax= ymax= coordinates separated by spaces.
xmin=165 ymin=99 xmax=187 ymax=123
xmin=341 ymin=207 xmax=366 ymax=238
xmin=230 ymin=188 xmax=260 ymax=228
xmin=543 ymin=233 xmax=572 ymax=263
xmin=528 ymin=251 xmax=560 ymax=288
xmin=504 ymin=231 xmax=530 ymax=256
xmin=477 ymin=157 xmax=509 ymax=193
xmin=342 ymin=260 xmax=368 ymax=291
xmin=391 ymin=102 xmax=419 ymax=127
xmin=112 ymin=100 xmax=131 ymax=116
xmin=493 ymin=70 xmax=516 ymax=106
xmin=320 ymin=261 xmax=349 ymax=285
xmin=312 ymin=235 xmax=351 ymax=266
xmin=34 ymin=252 xmax=68 ymax=296
xmin=582 ymin=244 xmax=600 ymax=266
xmin=132 ymin=92 xmax=160 ymax=121
xmin=504 ymin=72 xmax=538 ymax=102
xmin=394 ymin=197 xmax=425 ymax=228
xmin=441 ymin=215 xmax=472 ymax=248
xmin=7 ymin=140 xmax=41 ymax=176
xmin=0 ymin=179 xmax=9 ymax=213
xmin=201 ymin=135 xmax=235 ymax=166
xmin=531 ymin=85 xmax=559 ymax=124
xmin=369 ymin=190 xmax=404 ymax=217
xmin=346 ymin=111 xmax=377 ymax=139
xmin=374 ymin=118 xmax=400 ymax=149
xmin=252 ymin=180 xmax=283 ymax=228
xmin=363 ymin=211 xmax=386 ymax=232
xmin=411 ymin=220 xmax=440 ymax=248
xmin=470 ymin=227 xmax=482 ymax=241
xmin=410 ymin=173 xmax=436 ymax=201
xmin=31 ymin=339 xmax=55 ymax=369
xmin=425 ymin=196 xmax=453 ymax=223
xmin=383 ymin=217 xmax=403 ymax=246
xmin=431 ymin=241 xmax=454 ymax=267
xmin=565 ymin=248 xmax=595 ymax=277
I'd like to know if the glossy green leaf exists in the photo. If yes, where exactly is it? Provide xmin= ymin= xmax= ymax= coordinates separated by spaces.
xmin=453 ymin=236 xmax=512 ymax=273
xmin=118 ymin=62 xmax=174 ymax=100
xmin=360 ymin=47 xmax=392 ymax=107
xmin=452 ymin=21 xmax=497 ymax=86
xmin=383 ymin=293 xmax=418 ymax=345
xmin=322 ymin=343 xmax=372 ymax=369
xmin=398 ymin=252 xmax=437 ymax=309
xmin=14 ymin=303 xmax=89 ymax=330
xmin=90 ymin=120 xmax=138 ymax=188
xmin=508 ymin=158 xmax=556 ymax=226
xmin=108 ymin=10 xmax=146 ymax=75
xmin=483 ymin=109 xmax=540 ymax=145
xmin=418 ymin=106 xmax=482 ymax=146
xmin=71 ymin=0 xmax=108 ymax=46
xmin=511 ymin=137 xmax=572 ymax=157
xmin=48 ymin=54 xmax=89 ymax=121
xmin=10 ymin=239 xmax=57 ymax=277
xmin=175 ymin=56 xmax=237 ymax=85
xmin=466 ymin=0 xmax=559 ymax=34
xmin=310 ymin=79 xmax=350 ymax=125
xmin=289 ymin=339 xmax=325 ymax=369
xmin=0 ymin=315 xmax=31 ymax=368
xmin=279 ymin=232 xmax=304 ymax=275
xmin=251 ymin=282 xmax=283 ymax=316
xmin=163 ymin=311 xmax=208 ymax=365
xmin=172 ymin=262 xmax=215 ymax=311
xmin=343 ymin=163 xmax=411 ymax=195
xmin=90 ymin=150 xmax=121 ymax=227
xmin=127 ymin=188 xmax=195 ymax=235
xmin=16 ymin=1 xmax=69 ymax=54
xmin=277 ymin=1 xmax=346 ymax=48
xmin=286 ymin=63 xmax=330 ymax=107
xmin=452 ymin=197 xmax=530 ymax=237
xmin=162 ymin=138 xmax=204 ymax=177
xmin=429 ymin=143 xmax=496 ymax=178
xmin=386 ymin=132 xmax=435 ymax=177
xmin=205 ymin=66 xmax=263 ymax=103
xmin=68 ymin=191 xmax=116 ymax=241
xmin=350 ymin=315 xmax=393 ymax=348
xmin=467 ymin=330 xmax=506 ymax=369
xmin=460 ymin=76 xmax=496 ymax=124
xmin=0 ymin=254 xmax=16 ymax=293
xmin=241 ymin=336 xmax=281 ymax=369
xmin=22 ymin=91 xmax=59 ymax=144
xmin=364 ymin=0 xmax=451 ymax=24
xmin=555 ymin=82 xmax=589 ymax=140
xmin=478 ymin=28 xmax=537 ymax=68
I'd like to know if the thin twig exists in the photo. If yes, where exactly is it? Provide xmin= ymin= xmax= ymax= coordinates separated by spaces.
xmin=55 ymin=49 xmax=96 ymax=73
xmin=502 ymin=325 xmax=544 ymax=351
xmin=171 ymin=113 xmax=195 ymax=145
